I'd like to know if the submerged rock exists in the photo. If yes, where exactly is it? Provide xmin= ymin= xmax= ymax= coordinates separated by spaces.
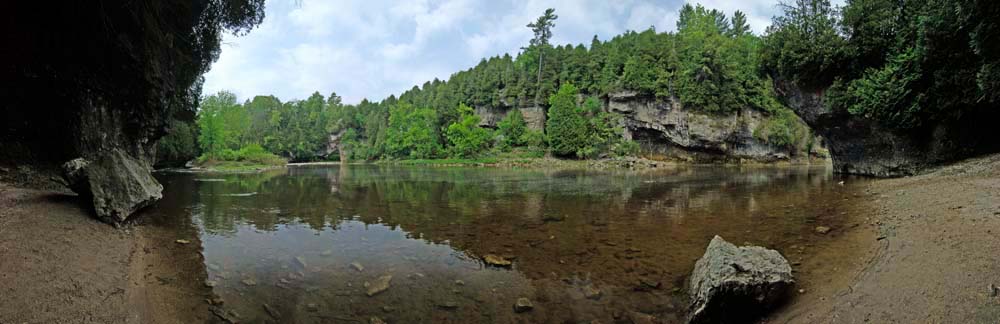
xmin=351 ymin=262 xmax=365 ymax=272
xmin=61 ymin=149 xmax=163 ymax=224
xmin=687 ymin=236 xmax=794 ymax=324
xmin=483 ymin=254 xmax=512 ymax=267
xmin=365 ymin=275 xmax=392 ymax=296
xmin=582 ymin=285 xmax=602 ymax=300
xmin=370 ymin=316 xmax=387 ymax=324
xmin=437 ymin=301 xmax=459 ymax=310
xmin=513 ymin=298 xmax=534 ymax=313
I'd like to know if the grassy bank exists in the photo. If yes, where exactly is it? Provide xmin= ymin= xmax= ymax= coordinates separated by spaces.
xmin=193 ymin=144 xmax=287 ymax=172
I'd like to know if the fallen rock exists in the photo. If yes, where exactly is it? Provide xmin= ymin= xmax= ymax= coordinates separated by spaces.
xmin=513 ymin=297 xmax=534 ymax=313
xmin=687 ymin=236 xmax=794 ymax=324
xmin=483 ymin=254 xmax=512 ymax=267
xmin=263 ymin=303 xmax=281 ymax=319
xmin=583 ymin=285 xmax=602 ymax=300
xmin=437 ymin=301 xmax=459 ymax=310
xmin=814 ymin=226 xmax=831 ymax=234
xmin=366 ymin=275 xmax=392 ymax=296
xmin=61 ymin=149 xmax=163 ymax=224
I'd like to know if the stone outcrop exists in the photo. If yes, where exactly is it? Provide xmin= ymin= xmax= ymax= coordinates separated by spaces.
xmin=62 ymin=150 xmax=163 ymax=224
xmin=475 ymin=105 xmax=546 ymax=131
xmin=473 ymin=91 xmax=818 ymax=163
xmin=776 ymin=79 xmax=1000 ymax=176
xmin=608 ymin=91 xmax=812 ymax=162
xmin=0 ymin=2 xmax=263 ymax=223
xmin=687 ymin=236 xmax=794 ymax=324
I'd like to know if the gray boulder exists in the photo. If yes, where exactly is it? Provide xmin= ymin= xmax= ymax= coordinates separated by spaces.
xmin=687 ymin=236 xmax=794 ymax=324
xmin=62 ymin=149 xmax=163 ymax=224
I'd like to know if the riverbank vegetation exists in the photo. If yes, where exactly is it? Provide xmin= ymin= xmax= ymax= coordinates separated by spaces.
xmin=160 ymin=3 xmax=891 ymax=166
xmin=763 ymin=0 xmax=1000 ymax=130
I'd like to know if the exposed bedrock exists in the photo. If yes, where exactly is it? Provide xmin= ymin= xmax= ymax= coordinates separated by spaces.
xmin=0 ymin=2 xmax=263 ymax=223
xmin=475 ymin=91 xmax=818 ymax=162
xmin=777 ymin=80 xmax=1000 ymax=177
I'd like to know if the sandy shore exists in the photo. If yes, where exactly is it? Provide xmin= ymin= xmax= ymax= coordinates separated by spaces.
xmin=769 ymin=154 xmax=1000 ymax=323
xmin=0 ymin=186 xmax=213 ymax=324
xmin=3 ymin=154 xmax=999 ymax=323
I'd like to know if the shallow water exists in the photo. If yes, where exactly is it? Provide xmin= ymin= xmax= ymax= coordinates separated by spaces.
xmin=150 ymin=164 xmax=862 ymax=323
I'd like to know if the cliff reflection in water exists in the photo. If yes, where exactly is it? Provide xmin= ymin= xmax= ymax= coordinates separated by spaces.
xmin=153 ymin=164 xmax=857 ymax=323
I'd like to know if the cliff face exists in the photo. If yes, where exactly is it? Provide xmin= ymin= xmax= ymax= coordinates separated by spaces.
xmin=475 ymin=92 xmax=817 ymax=162
xmin=777 ymin=80 xmax=1000 ymax=177
xmin=0 ymin=2 xmax=262 ymax=223
xmin=607 ymin=91 xmax=815 ymax=162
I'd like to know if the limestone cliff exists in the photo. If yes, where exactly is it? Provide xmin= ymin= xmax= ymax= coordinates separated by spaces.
xmin=474 ymin=92 xmax=819 ymax=162
xmin=0 ymin=1 xmax=263 ymax=223
xmin=776 ymin=80 xmax=1000 ymax=177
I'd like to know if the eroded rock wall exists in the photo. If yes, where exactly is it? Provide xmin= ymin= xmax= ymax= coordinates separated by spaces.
xmin=0 ymin=1 xmax=262 ymax=223
xmin=474 ymin=91 xmax=814 ymax=163
xmin=776 ymin=80 xmax=1000 ymax=176
xmin=608 ymin=91 xmax=809 ymax=162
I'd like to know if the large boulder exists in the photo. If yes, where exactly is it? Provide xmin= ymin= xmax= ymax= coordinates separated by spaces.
xmin=687 ymin=236 xmax=794 ymax=324
xmin=62 ymin=149 xmax=163 ymax=224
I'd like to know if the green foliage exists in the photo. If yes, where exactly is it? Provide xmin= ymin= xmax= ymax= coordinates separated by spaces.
xmin=546 ymin=84 xmax=590 ymax=157
xmin=385 ymin=102 xmax=442 ymax=159
xmin=445 ymin=104 xmax=494 ymax=158
xmin=497 ymin=110 xmax=528 ymax=149
xmin=612 ymin=140 xmax=641 ymax=157
xmin=196 ymin=91 xmax=241 ymax=155
xmin=761 ymin=0 xmax=846 ymax=87
xmin=754 ymin=108 xmax=808 ymax=150
xmin=156 ymin=118 xmax=200 ymax=165
xmin=545 ymin=84 xmax=628 ymax=158
xmin=765 ymin=0 xmax=1000 ymax=130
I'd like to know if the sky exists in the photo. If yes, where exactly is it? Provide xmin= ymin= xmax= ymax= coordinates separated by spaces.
xmin=204 ymin=0 xmax=844 ymax=105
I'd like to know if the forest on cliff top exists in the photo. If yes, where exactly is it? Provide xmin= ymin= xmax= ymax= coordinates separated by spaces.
xmin=158 ymin=0 xmax=1000 ymax=166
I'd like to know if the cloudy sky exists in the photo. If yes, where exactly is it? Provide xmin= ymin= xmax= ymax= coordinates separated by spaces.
xmin=204 ymin=0 xmax=843 ymax=104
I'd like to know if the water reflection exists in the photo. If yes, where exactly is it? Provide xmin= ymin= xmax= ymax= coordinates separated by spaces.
xmin=153 ymin=164 xmax=859 ymax=323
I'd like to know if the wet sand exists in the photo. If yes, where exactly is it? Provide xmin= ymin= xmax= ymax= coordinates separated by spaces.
xmin=0 ymin=186 xmax=212 ymax=324
xmin=769 ymin=154 xmax=1000 ymax=323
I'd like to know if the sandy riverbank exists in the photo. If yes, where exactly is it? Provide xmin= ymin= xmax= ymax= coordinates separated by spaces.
xmin=0 ymin=186 xmax=213 ymax=323
xmin=768 ymin=154 xmax=1000 ymax=323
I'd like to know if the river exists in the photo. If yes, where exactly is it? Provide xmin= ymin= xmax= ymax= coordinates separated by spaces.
xmin=147 ymin=164 xmax=863 ymax=323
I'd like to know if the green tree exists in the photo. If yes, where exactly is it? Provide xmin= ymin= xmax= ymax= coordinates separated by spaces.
xmin=526 ymin=8 xmax=558 ymax=102
xmin=385 ymin=102 xmax=441 ymax=159
xmin=497 ymin=109 xmax=528 ymax=149
xmin=546 ymin=83 xmax=589 ymax=157
xmin=761 ymin=0 xmax=846 ymax=87
xmin=445 ymin=103 xmax=493 ymax=158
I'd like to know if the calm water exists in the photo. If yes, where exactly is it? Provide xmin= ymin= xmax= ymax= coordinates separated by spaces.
xmin=150 ymin=164 xmax=860 ymax=323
